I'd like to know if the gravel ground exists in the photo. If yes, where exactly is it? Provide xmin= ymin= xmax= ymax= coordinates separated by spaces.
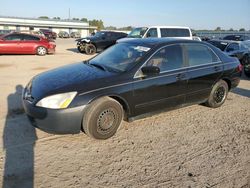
xmin=0 ymin=39 xmax=249 ymax=188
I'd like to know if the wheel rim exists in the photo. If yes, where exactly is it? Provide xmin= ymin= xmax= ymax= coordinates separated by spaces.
xmin=37 ymin=47 xmax=46 ymax=55
xmin=213 ymin=86 xmax=226 ymax=103
xmin=244 ymin=64 xmax=250 ymax=73
xmin=86 ymin=45 xmax=95 ymax=54
xmin=97 ymin=108 xmax=117 ymax=134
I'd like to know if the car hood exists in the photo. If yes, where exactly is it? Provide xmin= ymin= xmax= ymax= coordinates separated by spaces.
xmin=30 ymin=62 xmax=115 ymax=100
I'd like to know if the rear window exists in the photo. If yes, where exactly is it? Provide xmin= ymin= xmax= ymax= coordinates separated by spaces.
xmin=160 ymin=28 xmax=190 ymax=37
xmin=185 ymin=44 xmax=220 ymax=66
xmin=207 ymin=41 xmax=228 ymax=51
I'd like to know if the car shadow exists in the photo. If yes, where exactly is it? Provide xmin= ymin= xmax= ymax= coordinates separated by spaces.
xmin=232 ymin=87 xmax=250 ymax=98
xmin=2 ymin=85 xmax=37 ymax=188
xmin=66 ymin=48 xmax=81 ymax=54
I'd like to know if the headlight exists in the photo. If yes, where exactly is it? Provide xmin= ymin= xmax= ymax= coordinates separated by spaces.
xmin=36 ymin=92 xmax=77 ymax=109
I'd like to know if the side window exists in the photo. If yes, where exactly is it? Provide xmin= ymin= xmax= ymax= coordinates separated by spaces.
xmin=226 ymin=43 xmax=239 ymax=52
xmin=160 ymin=28 xmax=190 ymax=37
xmin=4 ymin=34 xmax=22 ymax=41
xmin=186 ymin=44 xmax=219 ymax=66
xmin=23 ymin=35 xmax=40 ymax=41
xmin=106 ymin=33 xmax=112 ymax=38
xmin=145 ymin=44 xmax=184 ymax=72
xmin=146 ymin=28 xmax=158 ymax=38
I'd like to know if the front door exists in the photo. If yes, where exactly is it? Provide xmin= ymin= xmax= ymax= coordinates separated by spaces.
xmin=132 ymin=44 xmax=188 ymax=116
xmin=0 ymin=34 xmax=23 ymax=54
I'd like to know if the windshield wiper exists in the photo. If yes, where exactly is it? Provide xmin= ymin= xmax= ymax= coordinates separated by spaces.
xmin=90 ymin=63 xmax=106 ymax=71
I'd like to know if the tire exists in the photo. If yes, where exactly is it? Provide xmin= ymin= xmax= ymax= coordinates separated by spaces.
xmin=36 ymin=46 xmax=47 ymax=56
xmin=82 ymin=97 xmax=123 ymax=139
xmin=244 ymin=64 xmax=250 ymax=77
xmin=85 ymin=43 xmax=96 ymax=55
xmin=205 ymin=80 xmax=229 ymax=108
xmin=77 ymin=44 xmax=85 ymax=53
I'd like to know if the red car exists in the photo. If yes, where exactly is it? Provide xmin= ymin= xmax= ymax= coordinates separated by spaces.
xmin=0 ymin=33 xmax=56 ymax=55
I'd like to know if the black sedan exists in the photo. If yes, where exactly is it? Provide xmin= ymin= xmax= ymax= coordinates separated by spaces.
xmin=23 ymin=38 xmax=241 ymax=139
xmin=207 ymin=40 xmax=250 ymax=77
xmin=76 ymin=31 xmax=127 ymax=55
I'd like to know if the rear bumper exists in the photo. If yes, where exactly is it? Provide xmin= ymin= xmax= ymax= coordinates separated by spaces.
xmin=47 ymin=48 xmax=56 ymax=54
xmin=22 ymin=99 xmax=85 ymax=134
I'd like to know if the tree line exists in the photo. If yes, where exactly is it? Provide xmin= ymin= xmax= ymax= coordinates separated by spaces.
xmin=38 ymin=17 xmax=248 ymax=32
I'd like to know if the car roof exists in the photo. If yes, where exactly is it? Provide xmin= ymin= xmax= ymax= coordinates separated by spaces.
xmin=119 ymin=38 xmax=200 ymax=47
xmin=209 ymin=39 xmax=241 ymax=44
xmin=2 ymin=32 xmax=42 ymax=38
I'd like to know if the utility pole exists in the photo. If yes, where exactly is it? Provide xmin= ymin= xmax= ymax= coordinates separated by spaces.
xmin=68 ymin=8 xmax=71 ymax=20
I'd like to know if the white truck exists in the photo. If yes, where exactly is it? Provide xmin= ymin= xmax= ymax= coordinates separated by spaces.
xmin=125 ymin=26 xmax=193 ymax=40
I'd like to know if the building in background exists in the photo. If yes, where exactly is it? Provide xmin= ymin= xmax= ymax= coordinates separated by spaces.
xmin=0 ymin=16 xmax=96 ymax=37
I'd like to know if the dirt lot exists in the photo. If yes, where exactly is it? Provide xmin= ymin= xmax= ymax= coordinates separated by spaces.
xmin=0 ymin=39 xmax=249 ymax=188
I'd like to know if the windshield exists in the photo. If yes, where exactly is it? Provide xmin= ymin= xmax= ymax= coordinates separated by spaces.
xmin=94 ymin=32 xmax=105 ymax=38
xmin=89 ymin=43 xmax=151 ymax=72
xmin=128 ymin=27 xmax=148 ymax=38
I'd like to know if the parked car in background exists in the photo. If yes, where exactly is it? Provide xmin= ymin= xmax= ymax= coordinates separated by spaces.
xmin=125 ymin=26 xmax=193 ymax=40
xmin=223 ymin=35 xmax=250 ymax=41
xmin=77 ymin=31 xmax=127 ymax=55
xmin=0 ymin=33 xmax=56 ymax=55
xmin=70 ymin=32 xmax=81 ymax=38
xmin=40 ymin=29 xmax=57 ymax=39
xmin=207 ymin=39 xmax=250 ymax=77
xmin=192 ymin=36 xmax=202 ymax=41
xmin=58 ymin=31 xmax=70 ymax=38
xmin=23 ymin=38 xmax=241 ymax=139
xmin=0 ymin=30 xmax=13 ymax=37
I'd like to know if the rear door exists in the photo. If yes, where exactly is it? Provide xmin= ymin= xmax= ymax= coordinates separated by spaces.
xmin=132 ymin=44 xmax=188 ymax=116
xmin=21 ymin=34 xmax=40 ymax=53
xmin=184 ymin=43 xmax=223 ymax=104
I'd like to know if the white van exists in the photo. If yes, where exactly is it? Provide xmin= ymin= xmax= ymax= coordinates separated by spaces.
xmin=126 ymin=26 xmax=193 ymax=40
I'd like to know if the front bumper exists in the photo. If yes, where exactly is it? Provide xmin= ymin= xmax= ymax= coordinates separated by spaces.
xmin=22 ymin=99 xmax=85 ymax=134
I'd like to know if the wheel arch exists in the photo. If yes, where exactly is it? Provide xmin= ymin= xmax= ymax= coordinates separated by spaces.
xmin=86 ymin=94 xmax=131 ymax=120
xmin=221 ymin=78 xmax=232 ymax=91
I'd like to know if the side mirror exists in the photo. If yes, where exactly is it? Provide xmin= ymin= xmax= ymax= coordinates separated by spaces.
xmin=141 ymin=66 xmax=160 ymax=77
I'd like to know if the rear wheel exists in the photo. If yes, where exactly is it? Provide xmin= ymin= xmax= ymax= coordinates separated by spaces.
xmin=82 ymin=97 xmax=123 ymax=139
xmin=36 ymin=46 xmax=47 ymax=56
xmin=85 ymin=43 xmax=96 ymax=55
xmin=244 ymin=64 xmax=250 ymax=77
xmin=205 ymin=80 xmax=228 ymax=108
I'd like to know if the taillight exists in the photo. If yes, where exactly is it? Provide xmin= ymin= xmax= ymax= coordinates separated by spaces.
xmin=237 ymin=64 xmax=243 ymax=72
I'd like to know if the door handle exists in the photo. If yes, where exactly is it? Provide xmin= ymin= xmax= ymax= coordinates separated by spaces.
xmin=214 ymin=66 xmax=221 ymax=71
xmin=176 ymin=73 xmax=186 ymax=80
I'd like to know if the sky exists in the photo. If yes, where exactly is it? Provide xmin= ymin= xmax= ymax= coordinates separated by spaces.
xmin=0 ymin=0 xmax=249 ymax=30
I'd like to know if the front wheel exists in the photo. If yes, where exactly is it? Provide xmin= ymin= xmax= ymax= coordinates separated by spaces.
xmin=205 ymin=80 xmax=228 ymax=108
xmin=36 ymin=46 xmax=47 ymax=56
xmin=77 ymin=44 xmax=85 ymax=53
xmin=85 ymin=43 xmax=96 ymax=55
xmin=82 ymin=97 xmax=123 ymax=139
